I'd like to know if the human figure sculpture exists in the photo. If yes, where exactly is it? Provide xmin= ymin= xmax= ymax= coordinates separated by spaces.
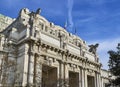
xmin=88 ymin=43 xmax=99 ymax=55
xmin=19 ymin=8 xmax=29 ymax=16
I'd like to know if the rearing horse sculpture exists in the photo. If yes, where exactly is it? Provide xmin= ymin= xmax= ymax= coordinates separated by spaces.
xmin=88 ymin=43 xmax=99 ymax=55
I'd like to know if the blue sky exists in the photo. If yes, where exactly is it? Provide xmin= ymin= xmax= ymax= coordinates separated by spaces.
xmin=0 ymin=0 xmax=120 ymax=69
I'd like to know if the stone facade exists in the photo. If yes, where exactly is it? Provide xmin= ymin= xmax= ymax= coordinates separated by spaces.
xmin=0 ymin=14 xmax=14 ymax=31
xmin=0 ymin=8 xmax=110 ymax=87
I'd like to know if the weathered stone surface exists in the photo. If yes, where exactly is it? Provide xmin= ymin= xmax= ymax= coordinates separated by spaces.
xmin=0 ymin=14 xmax=14 ymax=32
xmin=0 ymin=8 xmax=111 ymax=87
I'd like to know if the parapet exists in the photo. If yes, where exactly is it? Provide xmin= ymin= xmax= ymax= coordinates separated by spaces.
xmin=0 ymin=14 xmax=14 ymax=32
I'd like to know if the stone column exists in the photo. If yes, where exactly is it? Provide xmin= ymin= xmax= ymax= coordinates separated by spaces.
xmin=64 ymin=63 xmax=69 ymax=87
xmin=97 ymin=73 xmax=100 ymax=87
xmin=58 ymin=61 xmax=64 ymax=87
xmin=94 ymin=72 xmax=97 ymax=87
xmin=22 ymin=44 xmax=29 ymax=86
xmin=84 ymin=68 xmax=87 ymax=87
xmin=35 ymin=55 xmax=42 ymax=87
xmin=80 ymin=68 xmax=84 ymax=87
xmin=98 ymin=73 xmax=102 ymax=87
xmin=27 ymin=52 xmax=34 ymax=86
xmin=0 ymin=37 xmax=2 ymax=48
xmin=60 ymin=62 xmax=64 ymax=86
xmin=101 ymin=77 xmax=103 ymax=87
xmin=98 ymin=73 xmax=101 ymax=87
xmin=95 ymin=72 xmax=99 ymax=87
xmin=57 ymin=63 xmax=60 ymax=87
xmin=79 ymin=68 xmax=82 ymax=87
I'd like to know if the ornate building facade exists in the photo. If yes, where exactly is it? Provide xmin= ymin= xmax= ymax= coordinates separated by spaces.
xmin=0 ymin=8 xmax=110 ymax=87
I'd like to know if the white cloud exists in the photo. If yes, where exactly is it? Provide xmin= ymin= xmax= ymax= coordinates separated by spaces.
xmin=76 ymin=17 xmax=95 ymax=23
xmin=87 ymin=37 xmax=120 ymax=69
xmin=67 ymin=0 xmax=74 ymax=32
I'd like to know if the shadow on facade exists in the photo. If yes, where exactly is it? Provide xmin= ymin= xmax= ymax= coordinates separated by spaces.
xmin=69 ymin=71 xmax=79 ymax=87
xmin=87 ymin=75 xmax=95 ymax=87
xmin=42 ymin=65 xmax=57 ymax=87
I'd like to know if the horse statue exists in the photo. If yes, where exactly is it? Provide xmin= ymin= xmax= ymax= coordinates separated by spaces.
xmin=88 ymin=43 xmax=99 ymax=55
